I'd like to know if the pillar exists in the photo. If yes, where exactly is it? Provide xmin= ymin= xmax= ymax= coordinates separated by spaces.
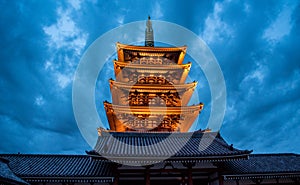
xmin=145 ymin=166 xmax=150 ymax=185
xmin=112 ymin=163 xmax=120 ymax=185
xmin=209 ymin=172 xmax=220 ymax=185
xmin=187 ymin=165 xmax=193 ymax=185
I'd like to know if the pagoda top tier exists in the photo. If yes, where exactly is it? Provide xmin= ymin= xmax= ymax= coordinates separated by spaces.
xmin=116 ymin=42 xmax=187 ymax=64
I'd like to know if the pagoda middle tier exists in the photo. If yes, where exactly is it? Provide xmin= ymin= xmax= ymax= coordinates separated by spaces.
xmin=103 ymin=43 xmax=204 ymax=132
xmin=109 ymin=80 xmax=197 ymax=107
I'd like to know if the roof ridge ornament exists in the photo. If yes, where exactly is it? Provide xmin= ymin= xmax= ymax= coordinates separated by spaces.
xmin=145 ymin=16 xmax=154 ymax=47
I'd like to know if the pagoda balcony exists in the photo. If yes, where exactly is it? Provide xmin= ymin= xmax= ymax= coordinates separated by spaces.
xmin=113 ymin=60 xmax=191 ymax=84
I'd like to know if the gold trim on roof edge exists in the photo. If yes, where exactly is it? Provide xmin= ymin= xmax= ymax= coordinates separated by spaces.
xmin=117 ymin=42 xmax=187 ymax=52
xmin=114 ymin=60 xmax=192 ymax=70
xmin=109 ymin=79 xmax=197 ymax=90
xmin=104 ymin=102 xmax=204 ymax=113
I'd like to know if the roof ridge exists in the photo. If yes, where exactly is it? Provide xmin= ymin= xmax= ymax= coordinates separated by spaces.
xmin=209 ymin=133 xmax=252 ymax=154
xmin=0 ymin=154 xmax=89 ymax=157
xmin=250 ymin=153 xmax=300 ymax=157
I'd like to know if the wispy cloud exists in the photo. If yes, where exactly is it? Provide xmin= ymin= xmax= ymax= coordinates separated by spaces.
xmin=43 ymin=8 xmax=87 ymax=55
xmin=68 ymin=0 xmax=82 ymax=10
xmin=241 ymin=62 xmax=267 ymax=86
xmin=201 ymin=1 xmax=233 ymax=44
xmin=116 ymin=15 xmax=125 ymax=25
xmin=151 ymin=1 xmax=163 ymax=19
xmin=43 ymin=3 xmax=88 ymax=89
xmin=262 ymin=2 xmax=297 ymax=45
xmin=263 ymin=3 xmax=296 ymax=43
xmin=34 ymin=95 xmax=45 ymax=106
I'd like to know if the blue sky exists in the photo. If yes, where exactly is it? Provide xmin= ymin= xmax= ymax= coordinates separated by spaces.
xmin=0 ymin=0 xmax=299 ymax=154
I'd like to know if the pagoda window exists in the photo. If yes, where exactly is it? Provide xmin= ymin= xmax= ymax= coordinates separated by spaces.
xmin=140 ymin=57 xmax=163 ymax=65
xmin=138 ymin=78 xmax=146 ymax=84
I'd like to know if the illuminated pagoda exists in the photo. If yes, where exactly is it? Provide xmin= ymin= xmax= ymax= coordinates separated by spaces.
xmin=0 ymin=17 xmax=300 ymax=185
xmin=103 ymin=16 xmax=203 ymax=133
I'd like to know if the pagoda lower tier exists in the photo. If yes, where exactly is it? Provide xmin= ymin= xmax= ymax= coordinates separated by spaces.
xmin=104 ymin=102 xmax=203 ymax=132
xmin=114 ymin=60 xmax=191 ymax=84
xmin=109 ymin=80 xmax=197 ymax=106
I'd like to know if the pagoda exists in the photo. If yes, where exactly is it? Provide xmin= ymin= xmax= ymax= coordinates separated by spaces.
xmin=91 ymin=16 xmax=251 ymax=185
xmin=103 ymin=16 xmax=204 ymax=133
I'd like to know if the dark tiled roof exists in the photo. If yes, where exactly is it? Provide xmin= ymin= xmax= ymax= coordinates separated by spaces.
xmin=93 ymin=131 xmax=251 ymax=163
xmin=0 ymin=158 xmax=29 ymax=185
xmin=223 ymin=153 xmax=300 ymax=179
xmin=0 ymin=154 xmax=114 ymax=183
xmin=1 ymin=153 xmax=300 ymax=183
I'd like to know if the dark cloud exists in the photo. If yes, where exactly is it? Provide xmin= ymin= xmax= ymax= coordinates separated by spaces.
xmin=213 ymin=1 xmax=300 ymax=153
xmin=0 ymin=1 xmax=90 ymax=154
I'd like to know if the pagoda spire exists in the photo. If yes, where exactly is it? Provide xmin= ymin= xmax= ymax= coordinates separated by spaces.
xmin=145 ymin=16 xmax=154 ymax=47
